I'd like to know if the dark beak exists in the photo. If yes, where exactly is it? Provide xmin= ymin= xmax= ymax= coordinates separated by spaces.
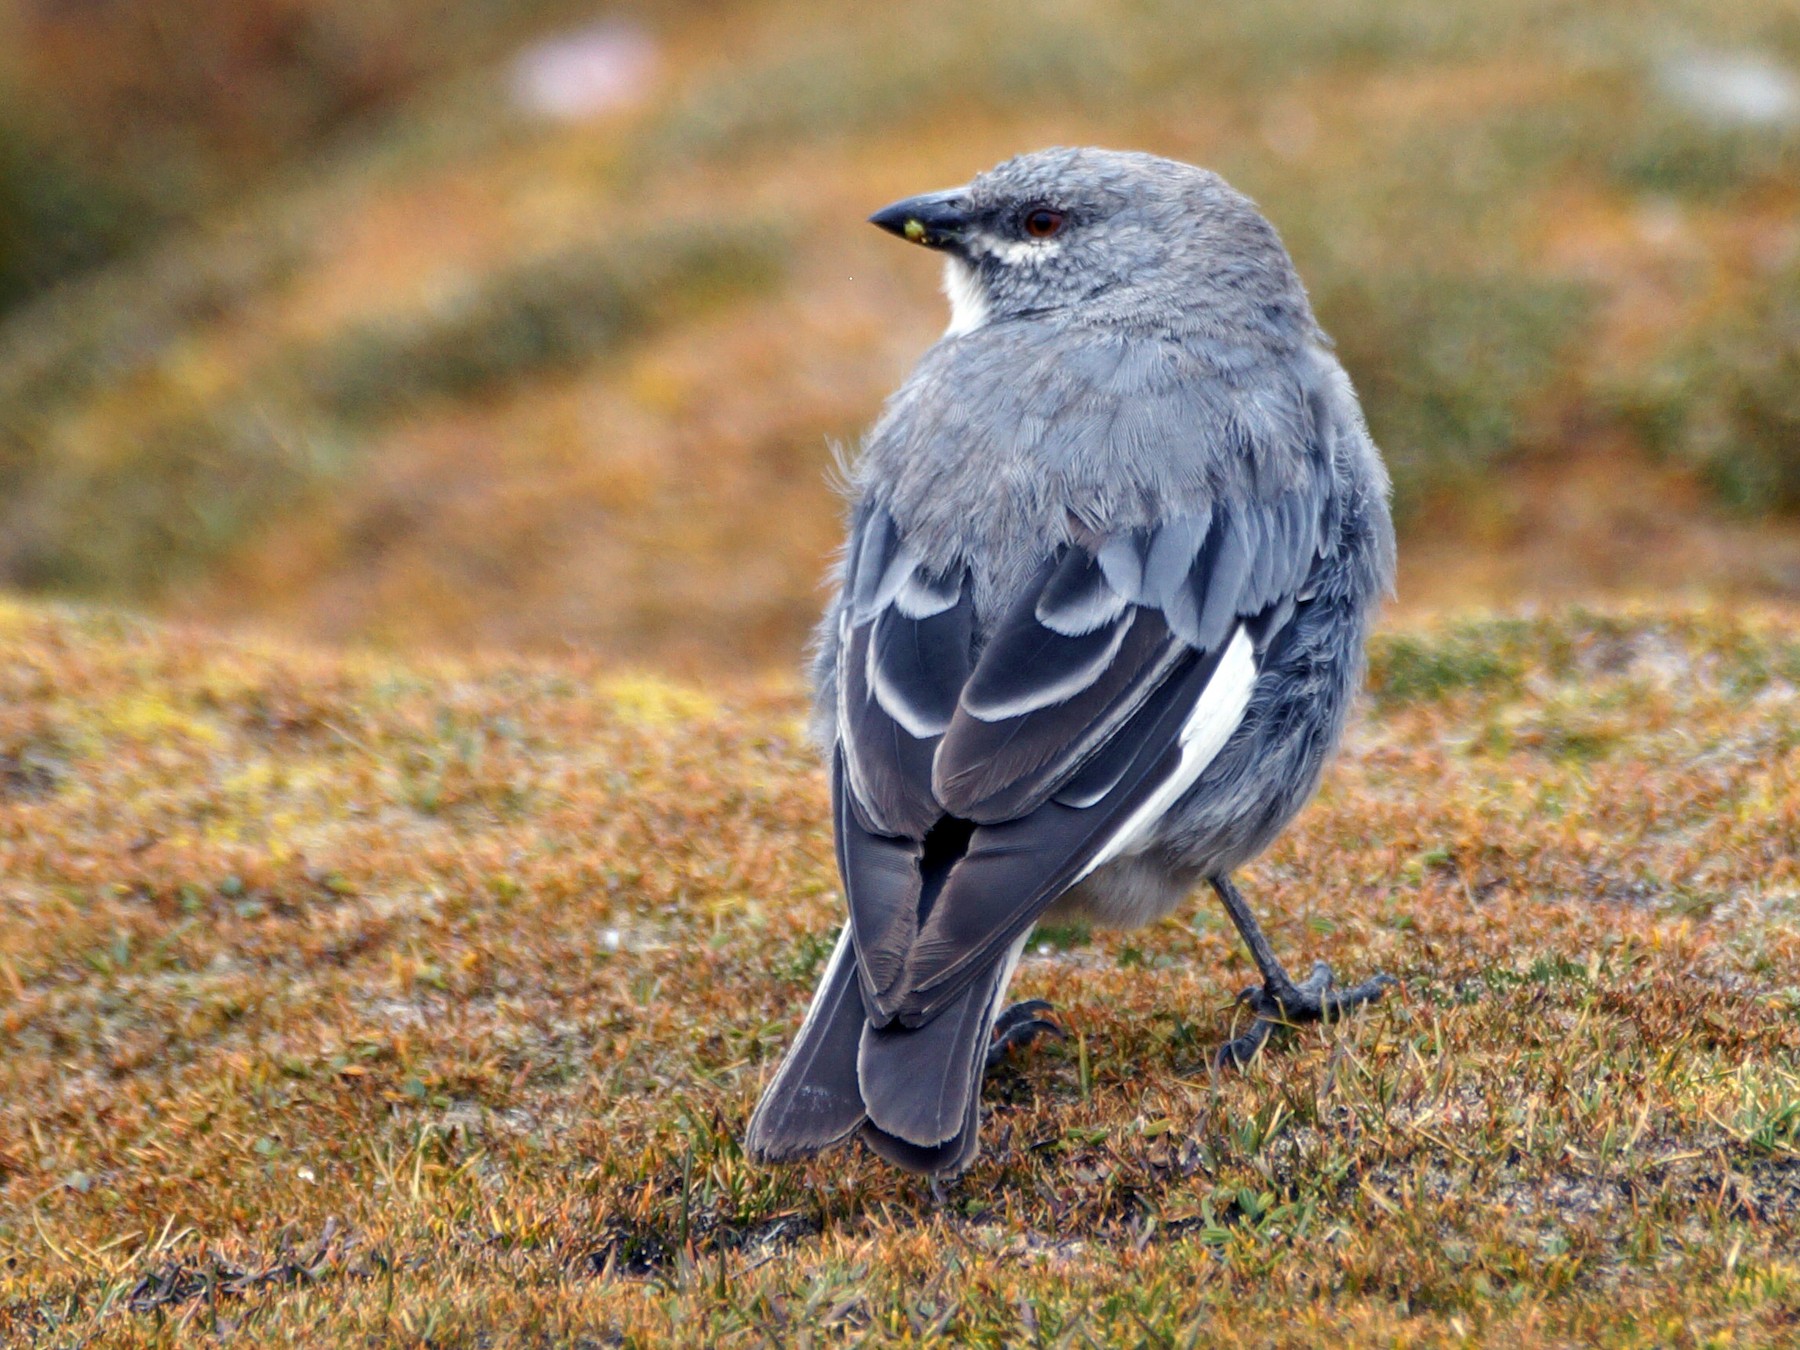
xmin=869 ymin=189 xmax=973 ymax=250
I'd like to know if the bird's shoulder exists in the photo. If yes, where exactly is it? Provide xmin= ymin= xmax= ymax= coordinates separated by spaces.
xmin=854 ymin=332 xmax=1353 ymax=592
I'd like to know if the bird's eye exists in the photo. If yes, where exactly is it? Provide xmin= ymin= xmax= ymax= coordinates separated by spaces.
xmin=1022 ymin=208 xmax=1065 ymax=239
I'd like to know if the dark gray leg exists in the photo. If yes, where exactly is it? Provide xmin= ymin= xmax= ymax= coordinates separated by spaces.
xmin=1211 ymin=874 xmax=1396 ymax=1068
xmin=985 ymin=999 xmax=1065 ymax=1068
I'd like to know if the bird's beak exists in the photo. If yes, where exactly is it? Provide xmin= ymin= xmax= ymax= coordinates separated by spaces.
xmin=869 ymin=189 xmax=973 ymax=251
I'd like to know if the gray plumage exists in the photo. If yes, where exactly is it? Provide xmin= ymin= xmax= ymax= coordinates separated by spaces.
xmin=745 ymin=147 xmax=1396 ymax=1175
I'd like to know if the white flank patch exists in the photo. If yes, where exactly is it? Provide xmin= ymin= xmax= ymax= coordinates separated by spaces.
xmin=942 ymin=259 xmax=989 ymax=336
xmin=1076 ymin=625 xmax=1257 ymax=881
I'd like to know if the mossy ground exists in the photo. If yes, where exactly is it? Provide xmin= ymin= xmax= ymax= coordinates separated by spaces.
xmin=2 ymin=601 xmax=1796 ymax=1346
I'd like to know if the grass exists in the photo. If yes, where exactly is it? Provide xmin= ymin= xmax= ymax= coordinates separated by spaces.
xmin=1616 ymin=253 xmax=1800 ymax=516
xmin=1 ymin=599 xmax=1797 ymax=1345
xmin=0 ymin=108 xmax=139 ymax=312
xmin=0 ymin=0 xmax=610 ymax=278
xmin=0 ymin=223 xmax=785 ymax=595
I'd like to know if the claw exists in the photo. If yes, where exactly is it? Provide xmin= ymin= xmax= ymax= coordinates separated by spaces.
xmin=1215 ymin=1016 xmax=1275 ymax=1069
xmin=986 ymin=999 xmax=1066 ymax=1069
xmin=1215 ymin=964 xmax=1396 ymax=1071
xmin=993 ymin=999 xmax=1057 ymax=1038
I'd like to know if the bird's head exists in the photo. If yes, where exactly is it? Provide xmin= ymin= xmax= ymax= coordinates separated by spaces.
xmin=870 ymin=146 xmax=1309 ymax=345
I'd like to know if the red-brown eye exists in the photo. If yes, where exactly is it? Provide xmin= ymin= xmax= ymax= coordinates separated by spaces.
xmin=1023 ymin=208 xmax=1065 ymax=239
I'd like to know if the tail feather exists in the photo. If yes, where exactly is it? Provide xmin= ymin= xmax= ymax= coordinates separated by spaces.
xmin=744 ymin=928 xmax=867 ymax=1161
xmin=856 ymin=932 xmax=1029 ymax=1154
xmin=746 ymin=928 xmax=1029 ymax=1175
xmin=856 ymin=968 xmax=996 ymax=1147
xmin=859 ymin=1089 xmax=981 ymax=1174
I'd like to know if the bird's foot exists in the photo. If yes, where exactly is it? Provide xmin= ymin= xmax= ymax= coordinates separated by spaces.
xmin=1215 ymin=962 xmax=1396 ymax=1069
xmin=986 ymin=999 xmax=1066 ymax=1069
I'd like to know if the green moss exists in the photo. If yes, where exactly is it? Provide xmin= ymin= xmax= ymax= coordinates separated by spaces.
xmin=296 ymin=228 xmax=785 ymax=422
xmin=0 ymin=225 xmax=787 ymax=596
xmin=1320 ymin=271 xmax=1593 ymax=521
xmin=1031 ymin=922 xmax=1093 ymax=951
xmin=1616 ymin=258 xmax=1800 ymax=517
xmin=1368 ymin=624 xmax=1530 ymax=707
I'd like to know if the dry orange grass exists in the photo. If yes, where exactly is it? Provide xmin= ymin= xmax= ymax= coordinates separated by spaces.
xmin=2 ymin=598 xmax=1797 ymax=1345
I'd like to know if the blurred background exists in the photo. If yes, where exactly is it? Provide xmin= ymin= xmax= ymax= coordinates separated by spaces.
xmin=0 ymin=0 xmax=1796 ymax=675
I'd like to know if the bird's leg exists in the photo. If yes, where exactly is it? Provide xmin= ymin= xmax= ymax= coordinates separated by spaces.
xmin=1210 ymin=874 xmax=1395 ymax=1068
xmin=985 ymin=999 xmax=1065 ymax=1068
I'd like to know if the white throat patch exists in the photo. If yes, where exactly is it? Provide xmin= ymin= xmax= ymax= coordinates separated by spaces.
xmin=941 ymin=258 xmax=989 ymax=336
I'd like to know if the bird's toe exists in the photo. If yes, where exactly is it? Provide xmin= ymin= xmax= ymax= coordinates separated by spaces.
xmin=986 ymin=1000 xmax=1066 ymax=1069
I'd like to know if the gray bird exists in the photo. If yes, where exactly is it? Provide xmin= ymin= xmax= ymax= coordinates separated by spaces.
xmin=745 ymin=147 xmax=1397 ymax=1176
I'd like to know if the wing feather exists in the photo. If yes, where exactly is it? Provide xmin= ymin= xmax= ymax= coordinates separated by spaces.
xmin=934 ymin=604 xmax=1185 ymax=824
xmin=839 ymin=620 xmax=942 ymax=837
xmin=958 ymin=591 xmax=1137 ymax=722
xmin=833 ymin=471 xmax=1334 ymax=1027
xmin=833 ymin=748 xmax=922 ymax=1008
xmin=1035 ymin=547 xmax=1132 ymax=636
xmin=897 ymin=639 xmax=1236 ymax=1022
xmin=869 ymin=590 xmax=973 ymax=738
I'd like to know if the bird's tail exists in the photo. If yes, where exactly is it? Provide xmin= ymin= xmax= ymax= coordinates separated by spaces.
xmin=744 ymin=928 xmax=1025 ymax=1175
xmin=744 ymin=928 xmax=867 ymax=1160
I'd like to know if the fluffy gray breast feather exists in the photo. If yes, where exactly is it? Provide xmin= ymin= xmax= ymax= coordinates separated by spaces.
xmin=828 ymin=328 xmax=1364 ymax=1026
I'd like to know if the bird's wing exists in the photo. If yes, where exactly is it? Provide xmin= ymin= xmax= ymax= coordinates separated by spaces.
xmin=932 ymin=487 xmax=1329 ymax=822
xmin=834 ymin=469 xmax=1337 ymax=1024
xmin=831 ymin=500 xmax=976 ymax=1008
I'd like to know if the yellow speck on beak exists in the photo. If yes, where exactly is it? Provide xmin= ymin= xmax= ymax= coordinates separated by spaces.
xmin=903 ymin=219 xmax=927 ymax=243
